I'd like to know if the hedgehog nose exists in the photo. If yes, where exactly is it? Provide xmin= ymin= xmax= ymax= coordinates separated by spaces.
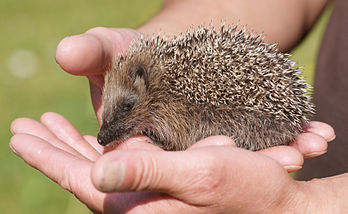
xmin=97 ymin=134 xmax=106 ymax=146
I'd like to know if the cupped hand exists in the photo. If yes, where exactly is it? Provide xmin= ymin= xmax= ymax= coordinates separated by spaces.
xmin=10 ymin=112 xmax=334 ymax=213
xmin=16 ymin=27 xmax=334 ymax=213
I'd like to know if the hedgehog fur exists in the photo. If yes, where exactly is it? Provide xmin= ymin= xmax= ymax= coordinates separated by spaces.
xmin=97 ymin=25 xmax=315 ymax=151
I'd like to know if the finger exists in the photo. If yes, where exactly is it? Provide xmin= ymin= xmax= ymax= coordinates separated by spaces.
xmin=55 ymin=33 xmax=108 ymax=76
xmin=10 ymin=134 xmax=192 ymax=213
xmin=11 ymin=117 xmax=82 ymax=157
xmin=91 ymin=146 xmax=290 ymax=208
xmin=56 ymin=27 xmax=140 ymax=76
xmin=91 ymin=146 xmax=285 ymax=207
xmin=257 ymin=146 xmax=303 ymax=173
xmin=83 ymin=135 xmax=103 ymax=154
xmin=290 ymin=132 xmax=328 ymax=158
xmin=92 ymin=149 xmax=197 ymax=194
xmin=9 ymin=133 xmax=105 ymax=212
xmin=91 ymin=146 xmax=241 ymax=208
xmin=103 ymin=135 xmax=163 ymax=153
xmin=188 ymin=135 xmax=236 ymax=149
xmin=88 ymin=77 xmax=104 ymax=122
xmin=305 ymin=121 xmax=335 ymax=142
xmin=41 ymin=112 xmax=100 ymax=161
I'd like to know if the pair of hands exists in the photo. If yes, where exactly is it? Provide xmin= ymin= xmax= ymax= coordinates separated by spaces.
xmin=10 ymin=27 xmax=335 ymax=213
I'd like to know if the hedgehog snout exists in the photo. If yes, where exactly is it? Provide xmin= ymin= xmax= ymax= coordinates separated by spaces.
xmin=97 ymin=121 xmax=121 ymax=146
xmin=97 ymin=133 xmax=107 ymax=146
xmin=97 ymin=116 xmax=138 ymax=146
xmin=97 ymin=127 xmax=116 ymax=146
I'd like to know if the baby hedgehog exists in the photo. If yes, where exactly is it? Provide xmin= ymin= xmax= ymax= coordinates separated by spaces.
xmin=97 ymin=25 xmax=315 ymax=151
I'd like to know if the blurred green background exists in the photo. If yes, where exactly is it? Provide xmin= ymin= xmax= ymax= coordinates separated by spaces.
xmin=0 ymin=1 xmax=331 ymax=213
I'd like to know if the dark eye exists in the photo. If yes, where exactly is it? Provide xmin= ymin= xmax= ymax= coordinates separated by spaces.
xmin=120 ymin=95 xmax=138 ymax=112
xmin=122 ymin=100 xmax=135 ymax=112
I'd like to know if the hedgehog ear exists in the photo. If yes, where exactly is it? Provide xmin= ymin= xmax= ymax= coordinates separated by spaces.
xmin=131 ymin=65 xmax=149 ymax=92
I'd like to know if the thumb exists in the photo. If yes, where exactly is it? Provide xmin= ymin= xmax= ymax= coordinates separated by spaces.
xmin=91 ymin=148 xmax=224 ymax=203
xmin=56 ymin=27 xmax=140 ymax=76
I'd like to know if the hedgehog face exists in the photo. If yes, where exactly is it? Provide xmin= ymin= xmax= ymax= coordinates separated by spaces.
xmin=97 ymin=64 xmax=152 ymax=146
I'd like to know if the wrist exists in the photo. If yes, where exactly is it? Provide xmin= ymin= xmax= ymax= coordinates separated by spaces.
xmin=266 ymin=180 xmax=310 ymax=214
xmin=301 ymin=173 xmax=348 ymax=213
xmin=264 ymin=177 xmax=332 ymax=214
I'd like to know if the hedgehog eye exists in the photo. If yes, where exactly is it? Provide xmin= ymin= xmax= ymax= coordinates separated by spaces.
xmin=121 ymin=99 xmax=135 ymax=112
xmin=131 ymin=66 xmax=149 ymax=89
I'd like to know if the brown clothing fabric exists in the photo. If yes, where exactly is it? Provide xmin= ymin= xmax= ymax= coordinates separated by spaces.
xmin=296 ymin=0 xmax=348 ymax=180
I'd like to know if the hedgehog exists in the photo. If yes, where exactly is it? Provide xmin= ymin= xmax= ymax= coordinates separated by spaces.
xmin=96 ymin=25 xmax=315 ymax=151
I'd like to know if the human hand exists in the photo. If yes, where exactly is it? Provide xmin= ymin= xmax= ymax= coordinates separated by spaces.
xmin=10 ymin=112 xmax=166 ymax=213
xmin=55 ymin=27 xmax=141 ymax=122
xmin=52 ymin=26 xmax=336 ymax=212
xmin=10 ymin=112 xmax=334 ymax=213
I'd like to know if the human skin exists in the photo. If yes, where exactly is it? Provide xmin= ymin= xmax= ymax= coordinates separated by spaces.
xmin=10 ymin=113 xmax=339 ymax=213
xmin=11 ymin=0 xmax=348 ymax=213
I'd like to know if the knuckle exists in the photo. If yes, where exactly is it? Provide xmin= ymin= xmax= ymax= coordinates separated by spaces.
xmin=132 ymin=154 xmax=159 ymax=191
xmin=85 ymin=26 xmax=111 ymax=35
xmin=85 ymin=27 xmax=124 ymax=42
xmin=58 ymin=169 xmax=72 ymax=191
xmin=194 ymin=155 xmax=223 ymax=193
xmin=84 ymin=27 xmax=125 ymax=52
xmin=57 ymin=161 xmax=76 ymax=193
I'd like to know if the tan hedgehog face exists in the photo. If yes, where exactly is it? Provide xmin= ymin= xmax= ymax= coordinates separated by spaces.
xmin=97 ymin=64 xmax=151 ymax=146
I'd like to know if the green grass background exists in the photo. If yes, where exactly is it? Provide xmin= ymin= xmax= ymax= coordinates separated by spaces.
xmin=0 ymin=1 xmax=331 ymax=213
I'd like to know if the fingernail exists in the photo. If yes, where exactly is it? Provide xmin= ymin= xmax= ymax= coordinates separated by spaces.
xmin=328 ymin=135 xmax=336 ymax=142
xmin=99 ymin=160 xmax=125 ymax=192
xmin=9 ymin=143 xmax=18 ymax=155
xmin=10 ymin=125 xmax=15 ymax=134
xmin=283 ymin=165 xmax=302 ymax=171
xmin=304 ymin=150 xmax=327 ymax=158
